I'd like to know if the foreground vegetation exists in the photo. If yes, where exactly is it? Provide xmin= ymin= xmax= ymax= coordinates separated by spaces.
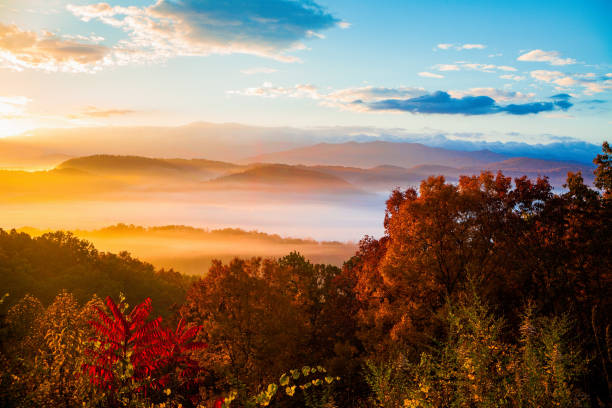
xmin=0 ymin=143 xmax=610 ymax=407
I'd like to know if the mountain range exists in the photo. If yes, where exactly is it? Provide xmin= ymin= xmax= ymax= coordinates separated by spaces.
xmin=0 ymin=149 xmax=594 ymax=203
xmin=0 ymin=122 xmax=602 ymax=170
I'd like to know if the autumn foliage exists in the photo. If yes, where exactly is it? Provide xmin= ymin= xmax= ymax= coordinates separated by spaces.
xmin=83 ymin=295 xmax=205 ymax=406
xmin=0 ymin=142 xmax=610 ymax=407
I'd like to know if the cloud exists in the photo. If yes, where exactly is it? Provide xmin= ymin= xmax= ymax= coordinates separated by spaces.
xmin=530 ymin=70 xmax=564 ymax=82
xmin=461 ymin=44 xmax=486 ymax=50
xmin=461 ymin=63 xmax=516 ymax=72
xmin=241 ymin=67 xmax=278 ymax=75
xmin=436 ymin=64 xmax=460 ymax=71
xmin=418 ymin=71 xmax=444 ymax=78
xmin=550 ymin=93 xmax=571 ymax=100
xmin=437 ymin=43 xmax=486 ymax=50
xmin=500 ymin=74 xmax=525 ymax=81
xmin=0 ymin=23 xmax=110 ymax=72
xmin=518 ymin=49 xmax=576 ymax=66
xmin=500 ymin=102 xmax=555 ymax=115
xmin=362 ymin=91 xmax=557 ymax=115
xmin=231 ymin=84 xmax=570 ymax=116
xmin=68 ymin=0 xmax=342 ymax=64
xmin=228 ymin=82 xmax=320 ymax=99
xmin=228 ymin=83 xmax=426 ymax=112
xmin=449 ymin=88 xmax=535 ymax=102
xmin=434 ymin=62 xmax=516 ymax=73
xmin=323 ymin=86 xmax=425 ymax=109
xmin=70 ymin=106 xmax=138 ymax=118
xmin=531 ymin=70 xmax=612 ymax=94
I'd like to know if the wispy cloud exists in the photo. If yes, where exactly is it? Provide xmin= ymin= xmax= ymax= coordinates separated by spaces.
xmin=437 ymin=43 xmax=486 ymax=50
xmin=518 ymin=49 xmax=576 ymax=66
xmin=67 ymin=0 xmax=343 ymax=64
xmin=68 ymin=106 xmax=138 ymax=119
xmin=418 ymin=71 xmax=444 ymax=78
xmin=448 ymin=88 xmax=535 ymax=102
xmin=500 ymin=74 xmax=526 ymax=81
xmin=436 ymin=64 xmax=460 ymax=71
xmin=530 ymin=70 xmax=612 ymax=94
xmin=433 ymin=62 xmax=516 ymax=73
xmin=0 ymin=23 xmax=110 ymax=73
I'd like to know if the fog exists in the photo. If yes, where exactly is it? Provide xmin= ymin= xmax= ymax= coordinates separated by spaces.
xmin=1 ymin=190 xmax=388 ymax=273
xmin=1 ymin=191 xmax=386 ymax=242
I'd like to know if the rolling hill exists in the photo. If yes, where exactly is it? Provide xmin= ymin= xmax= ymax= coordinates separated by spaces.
xmin=208 ymin=164 xmax=362 ymax=193
xmin=0 ymin=152 xmax=595 ymax=203
xmin=57 ymin=155 xmax=245 ymax=181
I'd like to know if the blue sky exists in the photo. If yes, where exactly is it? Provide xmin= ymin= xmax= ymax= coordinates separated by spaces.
xmin=0 ymin=0 xmax=610 ymax=147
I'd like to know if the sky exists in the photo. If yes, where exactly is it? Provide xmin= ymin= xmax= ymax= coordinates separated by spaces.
xmin=0 ymin=0 xmax=610 ymax=146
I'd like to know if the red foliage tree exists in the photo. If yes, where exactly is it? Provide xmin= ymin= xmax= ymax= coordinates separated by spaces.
xmin=83 ymin=295 xmax=206 ymax=405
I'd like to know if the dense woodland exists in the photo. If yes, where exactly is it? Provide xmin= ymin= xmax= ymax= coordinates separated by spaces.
xmin=0 ymin=143 xmax=611 ymax=407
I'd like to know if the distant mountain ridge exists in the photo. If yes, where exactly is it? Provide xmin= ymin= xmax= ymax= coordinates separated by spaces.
xmin=4 ymin=122 xmax=602 ymax=169
xmin=244 ymin=141 xmax=508 ymax=168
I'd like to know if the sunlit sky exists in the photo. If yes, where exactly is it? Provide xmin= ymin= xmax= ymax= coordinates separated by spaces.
xmin=0 ymin=0 xmax=610 ymax=144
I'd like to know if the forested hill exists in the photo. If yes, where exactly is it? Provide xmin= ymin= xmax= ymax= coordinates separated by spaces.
xmin=0 ymin=229 xmax=194 ymax=319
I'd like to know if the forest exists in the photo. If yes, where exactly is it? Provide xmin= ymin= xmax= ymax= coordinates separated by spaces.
xmin=0 ymin=142 xmax=610 ymax=408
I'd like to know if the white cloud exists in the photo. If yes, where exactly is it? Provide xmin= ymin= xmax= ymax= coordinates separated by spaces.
xmin=437 ymin=43 xmax=486 ymax=50
xmin=581 ymin=80 xmax=612 ymax=94
xmin=435 ymin=64 xmax=460 ymax=71
xmin=434 ymin=62 xmax=517 ymax=73
xmin=460 ymin=44 xmax=486 ymax=50
xmin=530 ymin=70 xmax=612 ymax=95
xmin=418 ymin=71 xmax=444 ymax=78
xmin=306 ymin=30 xmax=326 ymax=39
xmin=0 ymin=23 xmax=110 ymax=73
xmin=517 ymin=49 xmax=576 ymax=66
xmin=530 ymin=70 xmax=564 ymax=82
xmin=228 ymin=83 xmax=426 ymax=112
xmin=66 ymin=0 xmax=342 ymax=65
xmin=500 ymin=74 xmax=525 ymax=81
xmin=228 ymin=83 xmax=320 ymax=99
xmin=553 ymin=76 xmax=577 ymax=87
xmin=448 ymin=88 xmax=535 ymax=102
